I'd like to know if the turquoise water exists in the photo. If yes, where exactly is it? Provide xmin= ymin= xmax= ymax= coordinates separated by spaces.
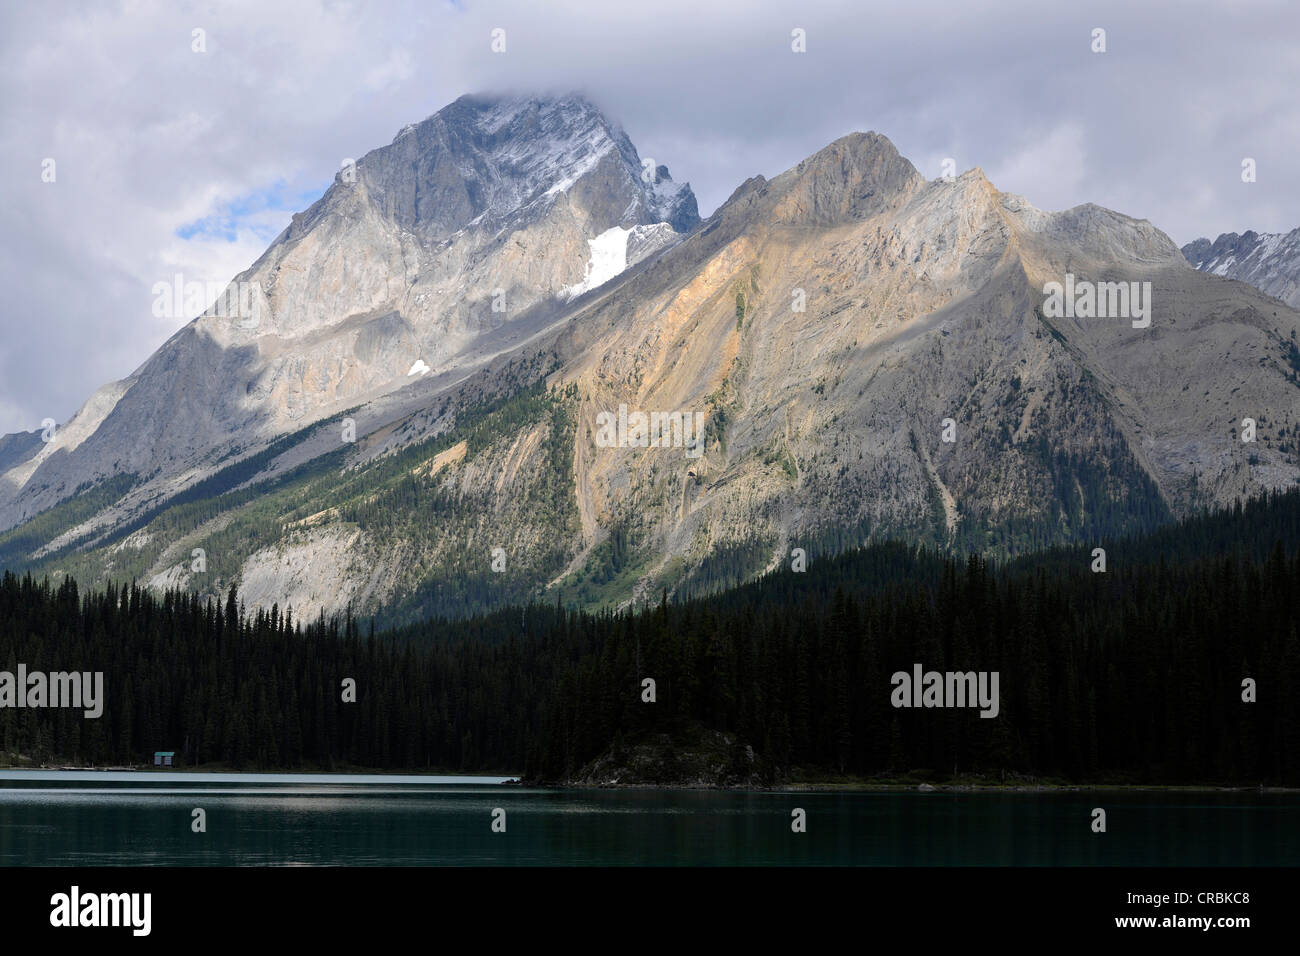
xmin=0 ymin=772 xmax=1294 ymax=866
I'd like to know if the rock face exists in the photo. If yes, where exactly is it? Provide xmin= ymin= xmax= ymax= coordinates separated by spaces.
xmin=1183 ymin=229 xmax=1300 ymax=308
xmin=565 ymin=728 xmax=766 ymax=788
xmin=1 ymin=101 xmax=1298 ymax=624
xmin=0 ymin=93 xmax=697 ymax=531
xmin=552 ymin=134 xmax=1300 ymax=600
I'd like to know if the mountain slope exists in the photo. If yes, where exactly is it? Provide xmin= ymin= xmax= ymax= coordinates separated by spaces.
xmin=545 ymin=136 xmax=1299 ymax=599
xmin=2 ymin=106 xmax=1298 ymax=623
xmin=0 ymin=93 xmax=697 ymax=534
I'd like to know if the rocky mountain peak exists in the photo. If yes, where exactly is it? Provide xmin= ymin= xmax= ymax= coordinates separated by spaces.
xmin=309 ymin=91 xmax=699 ymax=240
xmin=1182 ymin=227 xmax=1300 ymax=308
xmin=0 ymin=91 xmax=705 ymax=531
xmin=762 ymin=131 xmax=925 ymax=226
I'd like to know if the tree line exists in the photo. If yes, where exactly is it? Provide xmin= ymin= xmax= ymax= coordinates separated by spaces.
xmin=1 ymin=490 xmax=1297 ymax=785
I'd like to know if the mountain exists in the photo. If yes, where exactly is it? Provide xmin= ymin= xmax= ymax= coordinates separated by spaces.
xmin=0 ymin=92 xmax=697 ymax=532
xmin=534 ymin=136 xmax=1300 ymax=608
xmin=1 ymin=97 xmax=1298 ymax=624
xmin=1182 ymin=228 xmax=1300 ymax=308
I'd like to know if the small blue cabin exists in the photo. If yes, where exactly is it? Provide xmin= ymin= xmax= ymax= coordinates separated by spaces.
xmin=153 ymin=751 xmax=175 ymax=767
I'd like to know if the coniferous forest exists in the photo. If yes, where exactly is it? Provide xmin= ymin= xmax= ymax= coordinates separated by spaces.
xmin=1 ymin=489 xmax=1298 ymax=785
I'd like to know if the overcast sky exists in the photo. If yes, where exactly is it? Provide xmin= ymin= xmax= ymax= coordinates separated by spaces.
xmin=1 ymin=0 xmax=1296 ymax=434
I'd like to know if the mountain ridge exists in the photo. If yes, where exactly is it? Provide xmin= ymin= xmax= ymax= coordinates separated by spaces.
xmin=0 ymin=92 xmax=698 ymax=534
xmin=1 ymin=97 xmax=1297 ymax=624
xmin=1182 ymin=227 xmax=1300 ymax=309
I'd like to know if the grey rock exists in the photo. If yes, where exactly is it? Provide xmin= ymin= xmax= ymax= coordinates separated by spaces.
xmin=1182 ymin=228 xmax=1300 ymax=308
xmin=0 ymin=93 xmax=699 ymax=532
xmin=2 ymin=110 xmax=1298 ymax=626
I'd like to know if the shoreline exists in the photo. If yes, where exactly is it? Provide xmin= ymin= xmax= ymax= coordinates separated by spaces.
xmin=539 ymin=781 xmax=1300 ymax=793
xmin=1 ymin=767 xmax=1294 ymax=793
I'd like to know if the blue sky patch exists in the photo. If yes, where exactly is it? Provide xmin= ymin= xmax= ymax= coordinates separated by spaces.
xmin=176 ymin=180 xmax=330 ymax=243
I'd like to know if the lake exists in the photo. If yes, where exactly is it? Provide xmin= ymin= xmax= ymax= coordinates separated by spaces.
xmin=0 ymin=771 xmax=1295 ymax=866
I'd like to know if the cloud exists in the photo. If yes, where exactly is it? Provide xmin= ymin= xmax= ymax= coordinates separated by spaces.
xmin=0 ymin=0 xmax=1296 ymax=434
xmin=987 ymin=124 xmax=1088 ymax=212
xmin=364 ymin=48 xmax=415 ymax=91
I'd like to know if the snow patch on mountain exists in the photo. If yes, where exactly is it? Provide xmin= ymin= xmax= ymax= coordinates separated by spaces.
xmin=566 ymin=227 xmax=631 ymax=298
xmin=563 ymin=222 xmax=681 ymax=299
